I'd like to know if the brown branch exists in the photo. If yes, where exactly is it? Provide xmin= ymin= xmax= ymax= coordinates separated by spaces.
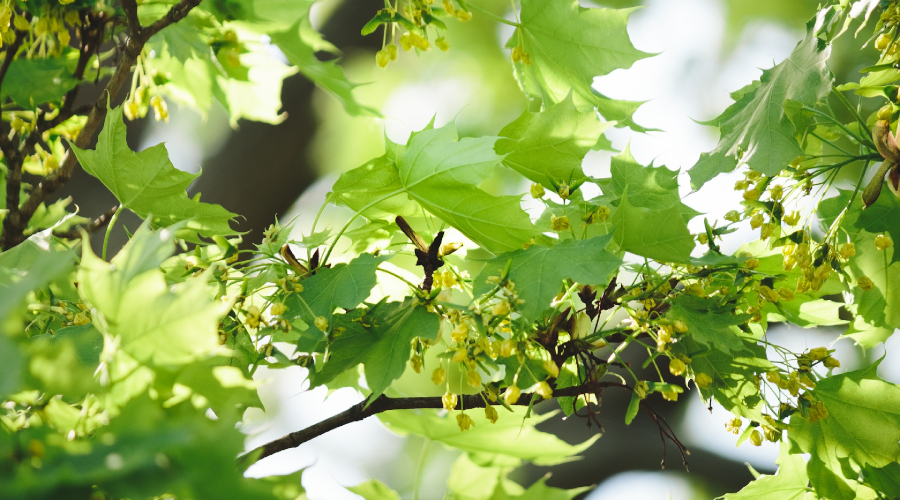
xmin=2 ymin=0 xmax=203 ymax=250
xmin=52 ymin=205 xmax=119 ymax=240
xmin=244 ymin=383 xmax=623 ymax=464
xmin=121 ymin=0 xmax=142 ymax=39
xmin=142 ymin=0 xmax=202 ymax=40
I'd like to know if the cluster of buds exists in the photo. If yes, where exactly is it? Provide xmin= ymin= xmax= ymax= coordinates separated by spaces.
xmin=374 ymin=0 xmax=470 ymax=68
xmin=6 ymin=6 xmax=79 ymax=55
xmin=124 ymin=53 xmax=169 ymax=122
xmin=510 ymin=44 xmax=531 ymax=64
xmin=64 ymin=303 xmax=91 ymax=326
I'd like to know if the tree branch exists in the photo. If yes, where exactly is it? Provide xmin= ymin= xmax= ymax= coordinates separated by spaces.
xmin=142 ymin=0 xmax=202 ymax=40
xmin=244 ymin=383 xmax=624 ymax=464
xmin=121 ymin=0 xmax=142 ymax=40
xmin=2 ymin=0 xmax=203 ymax=250
xmin=52 ymin=205 xmax=119 ymax=240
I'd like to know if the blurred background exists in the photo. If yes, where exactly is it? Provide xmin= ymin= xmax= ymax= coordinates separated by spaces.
xmin=56 ymin=0 xmax=900 ymax=498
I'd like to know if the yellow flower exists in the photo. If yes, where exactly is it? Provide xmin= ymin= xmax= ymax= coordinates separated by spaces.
xmin=314 ymin=316 xmax=328 ymax=332
xmin=530 ymin=183 xmax=545 ymax=199
xmin=783 ymin=211 xmax=800 ymax=226
xmin=765 ymin=371 xmax=781 ymax=384
xmin=823 ymin=356 xmax=840 ymax=369
xmin=808 ymin=347 xmax=828 ymax=361
xmin=839 ymin=243 xmax=856 ymax=259
xmin=466 ymin=369 xmax=482 ymax=388
xmin=456 ymin=412 xmax=475 ymax=431
xmin=432 ymin=367 xmax=446 ymax=385
xmin=435 ymin=36 xmax=449 ymax=51
xmin=376 ymin=49 xmax=390 ymax=68
xmin=550 ymin=215 xmax=571 ymax=232
xmin=759 ymin=285 xmax=780 ymax=303
xmin=777 ymin=287 xmax=795 ymax=301
xmin=743 ymin=188 xmax=761 ymax=201
xmin=484 ymin=405 xmax=498 ymax=423
xmin=669 ymin=357 xmax=686 ymax=376
xmin=750 ymin=212 xmax=764 ymax=229
xmin=694 ymin=373 xmax=713 ymax=389
xmin=875 ymin=234 xmax=893 ymax=251
xmin=595 ymin=206 xmax=611 ymax=222
xmin=442 ymin=392 xmax=458 ymax=411
xmin=662 ymin=390 xmax=678 ymax=401
xmin=503 ymin=385 xmax=520 ymax=405
xmin=749 ymin=429 xmax=763 ymax=446
xmin=745 ymin=258 xmax=759 ymax=270
xmin=725 ymin=418 xmax=742 ymax=434
xmin=536 ymin=381 xmax=553 ymax=399
xmin=543 ymin=359 xmax=560 ymax=378
xmin=270 ymin=302 xmax=286 ymax=317
xmin=769 ymin=184 xmax=783 ymax=200
xmin=724 ymin=210 xmax=741 ymax=222
xmin=858 ymin=276 xmax=874 ymax=291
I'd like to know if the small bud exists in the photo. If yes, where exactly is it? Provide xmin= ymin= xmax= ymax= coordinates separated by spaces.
xmin=530 ymin=183 xmax=545 ymax=199
xmin=808 ymin=347 xmax=828 ymax=361
xmin=314 ymin=316 xmax=329 ymax=332
xmin=543 ymin=359 xmax=560 ymax=378
xmin=745 ymin=258 xmax=759 ymax=270
xmin=435 ymin=36 xmax=449 ymax=51
xmin=376 ymin=49 xmax=390 ymax=68
xmin=595 ymin=206 xmax=611 ymax=222
xmin=386 ymin=43 xmax=398 ymax=60
xmin=734 ymin=180 xmax=750 ymax=190
xmin=270 ymin=302 xmax=286 ymax=317
xmin=839 ymin=243 xmax=855 ymax=259
xmin=743 ymin=188 xmax=761 ymax=201
xmin=769 ymin=184 xmax=783 ymax=201
xmin=783 ymin=211 xmax=800 ymax=226
xmin=750 ymin=213 xmax=764 ymax=229
xmin=635 ymin=381 xmax=649 ymax=399
xmin=749 ymin=429 xmax=763 ymax=447
xmin=875 ymin=234 xmax=893 ymax=251
xmin=777 ymin=287 xmax=795 ymax=301
xmin=823 ymin=356 xmax=840 ymax=369
xmin=669 ymin=357 xmax=686 ymax=376
xmin=724 ymin=210 xmax=741 ymax=223
xmin=399 ymin=32 xmax=413 ymax=51
xmin=455 ymin=9 xmax=472 ymax=21
xmin=662 ymin=390 xmax=678 ymax=401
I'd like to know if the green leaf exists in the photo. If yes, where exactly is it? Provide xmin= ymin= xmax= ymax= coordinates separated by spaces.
xmin=848 ymin=231 xmax=900 ymax=333
xmin=70 ymin=104 xmax=237 ymax=241
xmin=284 ymin=253 xmax=383 ymax=321
xmin=2 ymin=57 xmax=79 ymax=108
xmin=855 ymin=185 xmax=900 ymax=265
xmin=78 ymin=225 xmax=226 ymax=366
xmin=473 ymin=234 xmax=621 ymax=321
xmin=611 ymin=190 xmax=695 ymax=263
xmin=668 ymin=295 xmax=752 ymax=354
xmin=312 ymin=300 xmax=440 ymax=399
xmin=379 ymin=406 xmax=597 ymax=465
xmin=608 ymin=145 xmax=700 ymax=222
xmin=788 ymin=363 xmax=900 ymax=500
xmin=509 ymin=0 xmax=650 ymax=126
xmin=0 ymin=230 xmax=77 ymax=324
xmin=496 ymin=95 xmax=611 ymax=189
xmin=270 ymin=20 xmax=377 ymax=117
xmin=362 ymin=300 xmax=441 ymax=398
xmin=723 ymin=442 xmax=815 ymax=500
xmin=334 ymin=122 xmax=538 ymax=253
xmin=675 ymin=336 xmax=774 ymax=420
xmin=332 ymin=156 xmax=419 ymax=219
xmin=346 ymin=479 xmax=400 ymax=500
xmin=624 ymin=391 xmax=641 ymax=425
xmin=688 ymin=9 xmax=836 ymax=189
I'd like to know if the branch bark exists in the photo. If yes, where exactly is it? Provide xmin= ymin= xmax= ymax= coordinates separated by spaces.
xmin=245 ymin=382 xmax=625 ymax=464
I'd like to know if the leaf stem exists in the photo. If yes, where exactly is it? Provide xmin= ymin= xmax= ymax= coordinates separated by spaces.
xmin=101 ymin=207 xmax=122 ymax=261
xmin=467 ymin=2 xmax=521 ymax=27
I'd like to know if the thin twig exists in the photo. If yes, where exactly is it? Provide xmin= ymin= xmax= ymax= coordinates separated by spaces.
xmin=244 ymin=383 xmax=619 ymax=464
xmin=52 ymin=205 xmax=119 ymax=240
